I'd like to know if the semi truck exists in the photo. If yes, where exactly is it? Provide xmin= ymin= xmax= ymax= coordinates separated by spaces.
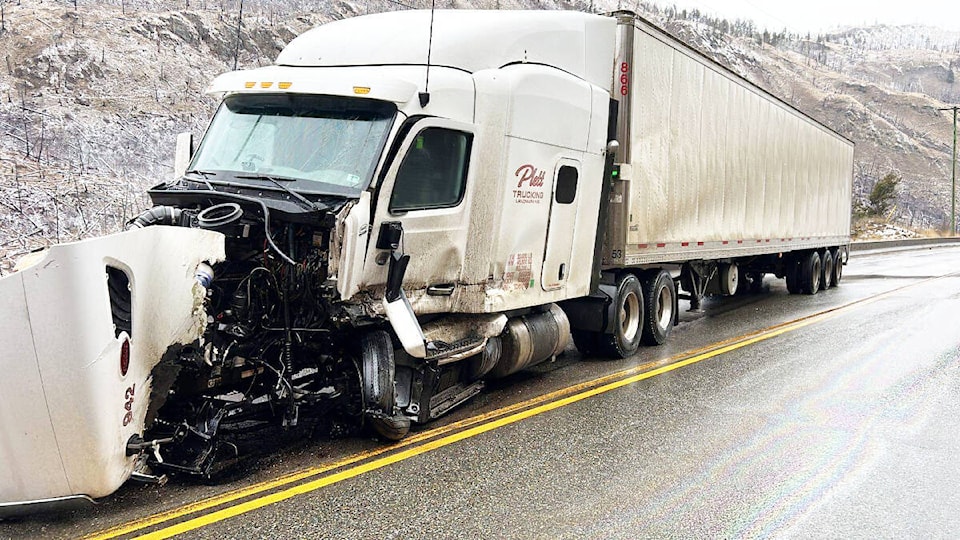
xmin=0 ymin=9 xmax=852 ymax=514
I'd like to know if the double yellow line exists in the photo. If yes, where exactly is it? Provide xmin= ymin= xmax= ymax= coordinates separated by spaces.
xmin=86 ymin=274 xmax=951 ymax=539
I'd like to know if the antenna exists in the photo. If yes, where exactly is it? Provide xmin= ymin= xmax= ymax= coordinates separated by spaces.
xmin=419 ymin=0 xmax=435 ymax=108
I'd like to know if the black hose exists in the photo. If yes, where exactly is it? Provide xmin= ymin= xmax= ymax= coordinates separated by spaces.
xmin=126 ymin=206 xmax=182 ymax=230
xmin=146 ymin=190 xmax=296 ymax=265
xmin=283 ymin=226 xmax=295 ymax=379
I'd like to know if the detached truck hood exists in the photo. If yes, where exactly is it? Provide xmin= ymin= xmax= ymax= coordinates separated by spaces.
xmin=0 ymin=226 xmax=224 ymax=515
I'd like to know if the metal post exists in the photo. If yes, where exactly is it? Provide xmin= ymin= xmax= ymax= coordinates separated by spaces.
xmin=953 ymin=107 xmax=957 ymax=235
xmin=938 ymin=106 xmax=959 ymax=235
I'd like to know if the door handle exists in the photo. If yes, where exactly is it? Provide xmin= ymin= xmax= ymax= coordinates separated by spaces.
xmin=427 ymin=284 xmax=455 ymax=296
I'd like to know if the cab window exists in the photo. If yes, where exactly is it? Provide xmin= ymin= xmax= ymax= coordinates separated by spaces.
xmin=389 ymin=128 xmax=472 ymax=212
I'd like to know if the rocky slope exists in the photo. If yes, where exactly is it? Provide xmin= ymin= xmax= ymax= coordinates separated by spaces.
xmin=1 ymin=0 xmax=957 ymax=270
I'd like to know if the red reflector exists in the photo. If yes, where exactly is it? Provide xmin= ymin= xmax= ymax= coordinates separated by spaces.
xmin=120 ymin=339 xmax=130 ymax=376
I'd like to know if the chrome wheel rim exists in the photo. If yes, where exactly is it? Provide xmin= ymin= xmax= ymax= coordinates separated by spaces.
xmin=620 ymin=291 xmax=641 ymax=342
xmin=657 ymin=286 xmax=673 ymax=330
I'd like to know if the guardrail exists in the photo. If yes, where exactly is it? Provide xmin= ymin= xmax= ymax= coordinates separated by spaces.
xmin=850 ymin=237 xmax=960 ymax=252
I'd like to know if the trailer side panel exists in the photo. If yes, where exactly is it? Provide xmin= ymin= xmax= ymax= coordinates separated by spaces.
xmin=606 ymin=14 xmax=853 ymax=267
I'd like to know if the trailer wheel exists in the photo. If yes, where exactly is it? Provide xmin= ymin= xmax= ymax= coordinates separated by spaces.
xmin=599 ymin=274 xmax=644 ymax=358
xmin=641 ymin=270 xmax=675 ymax=346
xmin=799 ymin=251 xmax=822 ymax=295
xmin=360 ymin=330 xmax=410 ymax=441
xmin=831 ymin=248 xmax=843 ymax=286
xmin=820 ymin=250 xmax=834 ymax=290
xmin=717 ymin=263 xmax=739 ymax=296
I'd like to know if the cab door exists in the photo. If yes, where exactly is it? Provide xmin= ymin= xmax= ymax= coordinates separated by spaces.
xmin=540 ymin=159 xmax=581 ymax=291
xmin=363 ymin=118 xmax=475 ymax=312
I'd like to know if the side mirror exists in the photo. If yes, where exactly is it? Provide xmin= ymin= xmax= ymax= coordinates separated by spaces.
xmin=174 ymin=132 xmax=194 ymax=179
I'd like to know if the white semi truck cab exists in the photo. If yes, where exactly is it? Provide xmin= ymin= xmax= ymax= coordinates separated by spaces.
xmin=0 ymin=9 xmax=851 ymax=514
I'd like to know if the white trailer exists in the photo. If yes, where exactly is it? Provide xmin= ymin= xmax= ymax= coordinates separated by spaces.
xmin=0 ymin=9 xmax=851 ymax=514
xmin=563 ymin=12 xmax=853 ymax=355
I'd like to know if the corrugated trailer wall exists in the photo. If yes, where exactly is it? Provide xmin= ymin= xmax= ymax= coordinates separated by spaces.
xmin=607 ymin=14 xmax=853 ymax=266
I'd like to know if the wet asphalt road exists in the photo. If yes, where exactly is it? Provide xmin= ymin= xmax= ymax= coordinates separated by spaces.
xmin=3 ymin=245 xmax=960 ymax=539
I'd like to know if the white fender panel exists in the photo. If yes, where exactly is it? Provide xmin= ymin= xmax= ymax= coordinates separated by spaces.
xmin=0 ymin=227 xmax=224 ymax=506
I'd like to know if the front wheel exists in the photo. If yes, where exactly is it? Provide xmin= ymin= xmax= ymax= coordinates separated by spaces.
xmin=360 ymin=330 xmax=410 ymax=441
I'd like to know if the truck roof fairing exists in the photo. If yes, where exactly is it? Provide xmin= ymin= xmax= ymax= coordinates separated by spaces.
xmin=275 ymin=10 xmax=616 ymax=89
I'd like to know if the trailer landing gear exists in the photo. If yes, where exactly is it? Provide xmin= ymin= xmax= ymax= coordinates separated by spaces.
xmin=680 ymin=262 xmax=715 ymax=313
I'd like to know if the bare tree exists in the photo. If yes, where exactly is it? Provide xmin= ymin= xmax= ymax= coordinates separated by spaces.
xmin=233 ymin=0 xmax=244 ymax=70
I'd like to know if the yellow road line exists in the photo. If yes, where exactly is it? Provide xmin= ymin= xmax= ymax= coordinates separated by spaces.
xmin=135 ymin=314 xmax=845 ymax=538
xmin=85 ymin=329 xmax=782 ymax=540
xmin=92 ymin=272 xmax=954 ymax=539
xmin=85 ymin=359 xmax=665 ymax=540
xmin=87 ymin=329 xmax=756 ymax=540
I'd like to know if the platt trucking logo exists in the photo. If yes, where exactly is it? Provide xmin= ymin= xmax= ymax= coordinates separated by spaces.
xmin=513 ymin=164 xmax=545 ymax=204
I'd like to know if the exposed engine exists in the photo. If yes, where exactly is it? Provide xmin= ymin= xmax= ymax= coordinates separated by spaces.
xmin=127 ymin=177 xmax=571 ymax=479
xmin=131 ymin=187 xmax=367 ymax=477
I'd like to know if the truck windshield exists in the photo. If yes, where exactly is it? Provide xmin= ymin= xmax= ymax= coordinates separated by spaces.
xmin=189 ymin=94 xmax=396 ymax=196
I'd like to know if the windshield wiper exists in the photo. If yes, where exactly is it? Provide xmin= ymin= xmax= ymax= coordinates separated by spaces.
xmin=234 ymin=174 xmax=317 ymax=212
xmin=183 ymin=169 xmax=217 ymax=191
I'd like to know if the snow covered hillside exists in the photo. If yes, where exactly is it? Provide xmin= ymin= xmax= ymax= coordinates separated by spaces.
xmin=1 ymin=0 xmax=958 ymax=271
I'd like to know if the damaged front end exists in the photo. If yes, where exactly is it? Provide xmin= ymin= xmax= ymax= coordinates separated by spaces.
xmin=133 ymin=184 xmax=377 ymax=480
xmin=0 ymin=226 xmax=224 ymax=516
xmin=0 ymin=184 xmax=378 ymax=515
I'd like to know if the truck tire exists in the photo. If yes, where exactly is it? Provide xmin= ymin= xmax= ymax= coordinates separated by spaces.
xmin=360 ymin=330 xmax=410 ymax=441
xmin=599 ymin=274 xmax=644 ymax=358
xmin=799 ymin=251 xmax=822 ymax=295
xmin=820 ymin=250 xmax=834 ymax=290
xmin=641 ymin=270 xmax=675 ymax=346
xmin=831 ymin=248 xmax=843 ymax=286
xmin=717 ymin=262 xmax=738 ymax=296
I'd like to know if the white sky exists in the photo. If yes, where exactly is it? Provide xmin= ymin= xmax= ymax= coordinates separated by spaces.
xmin=646 ymin=0 xmax=960 ymax=33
